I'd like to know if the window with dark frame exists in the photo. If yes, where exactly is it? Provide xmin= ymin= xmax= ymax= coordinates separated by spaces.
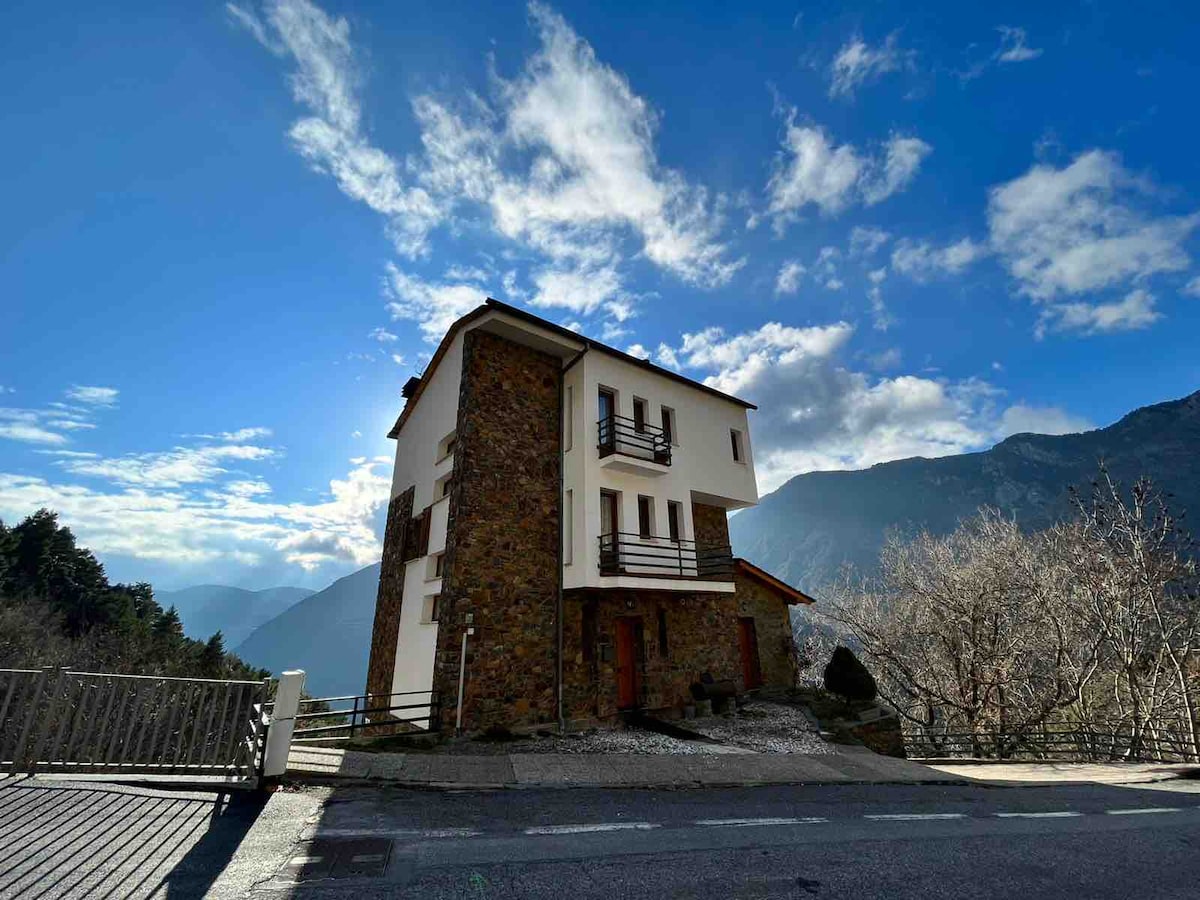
xmin=434 ymin=553 xmax=444 ymax=577
xmin=667 ymin=501 xmax=681 ymax=543
xmin=582 ymin=601 xmax=597 ymax=662
xmin=638 ymin=495 xmax=653 ymax=538
xmin=730 ymin=429 xmax=742 ymax=462
xmin=657 ymin=608 xmax=669 ymax=657
xmin=633 ymin=398 xmax=647 ymax=433
xmin=430 ymin=594 xmax=441 ymax=623
xmin=660 ymin=406 xmax=674 ymax=444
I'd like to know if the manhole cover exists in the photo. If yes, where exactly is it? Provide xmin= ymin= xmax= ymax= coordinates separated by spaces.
xmin=272 ymin=837 xmax=393 ymax=884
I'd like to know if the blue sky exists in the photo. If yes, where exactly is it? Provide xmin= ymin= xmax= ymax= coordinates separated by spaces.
xmin=2 ymin=0 xmax=1198 ymax=591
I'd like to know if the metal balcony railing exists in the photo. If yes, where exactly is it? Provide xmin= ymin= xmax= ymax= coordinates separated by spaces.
xmin=597 ymin=415 xmax=672 ymax=466
xmin=598 ymin=532 xmax=734 ymax=579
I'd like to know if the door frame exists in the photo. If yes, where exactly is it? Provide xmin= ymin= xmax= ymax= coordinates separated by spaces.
xmin=738 ymin=617 xmax=763 ymax=690
xmin=615 ymin=616 xmax=642 ymax=710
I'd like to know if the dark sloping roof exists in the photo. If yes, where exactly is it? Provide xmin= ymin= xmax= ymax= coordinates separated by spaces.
xmin=388 ymin=296 xmax=757 ymax=439
xmin=733 ymin=557 xmax=815 ymax=605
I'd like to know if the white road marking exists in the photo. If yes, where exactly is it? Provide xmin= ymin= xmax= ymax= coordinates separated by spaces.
xmin=290 ymin=856 xmax=324 ymax=865
xmin=694 ymin=817 xmax=828 ymax=827
xmin=525 ymin=822 xmax=660 ymax=835
xmin=350 ymin=853 xmax=387 ymax=863
xmin=1105 ymin=807 xmax=1182 ymax=816
xmin=995 ymin=811 xmax=1082 ymax=819
xmin=865 ymin=813 xmax=966 ymax=821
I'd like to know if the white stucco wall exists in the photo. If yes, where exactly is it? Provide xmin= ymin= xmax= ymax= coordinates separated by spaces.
xmin=388 ymin=331 xmax=463 ymax=700
xmin=562 ymin=350 xmax=758 ymax=591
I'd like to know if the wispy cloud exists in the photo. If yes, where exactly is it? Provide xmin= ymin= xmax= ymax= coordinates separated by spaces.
xmin=237 ymin=1 xmax=745 ymax=343
xmin=994 ymin=26 xmax=1042 ymax=64
xmin=828 ymin=32 xmax=913 ymax=99
xmin=368 ymin=327 xmax=398 ymax=343
xmin=891 ymin=237 xmax=988 ymax=281
xmin=988 ymin=149 xmax=1198 ymax=334
xmin=65 ymin=385 xmax=119 ymax=407
xmin=774 ymin=260 xmax=806 ymax=296
xmin=765 ymin=108 xmax=931 ymax=227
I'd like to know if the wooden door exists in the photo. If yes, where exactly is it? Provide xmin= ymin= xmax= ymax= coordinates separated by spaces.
xmin=738 ymin=617 xmax=763 ymax=690
xmin=615 ymin=617 xmax=641 ymax=709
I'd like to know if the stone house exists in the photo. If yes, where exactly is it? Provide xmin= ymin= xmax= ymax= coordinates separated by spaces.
xmin=365 ymin=298 xmax=813 ymax=734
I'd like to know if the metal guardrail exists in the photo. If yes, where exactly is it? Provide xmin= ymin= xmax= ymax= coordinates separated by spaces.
xmin=598 ymin=531 xmax=734 ymax=579
xmin=0 ymin=667 xmax=269 ymax=781
xmin=597 ymin=415 xmax=672 ymax=465
xmin=267 ymin=690 xmax=439 ymax=743
xmin=904 ymin=722 xmax=1199 ymax=763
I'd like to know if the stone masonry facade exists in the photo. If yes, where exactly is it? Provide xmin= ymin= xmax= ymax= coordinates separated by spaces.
xmin=562 ymin=588 xmax=741 ymax=722
xmin=430 ymin=329 xmax=562 ymax=733
xmin=734 ymin=573 xmax=798 ymax=690
xmin=365 ymin=485 xmax=414 ymax=709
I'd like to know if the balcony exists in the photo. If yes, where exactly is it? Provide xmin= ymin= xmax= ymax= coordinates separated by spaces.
xmin=597 ymin=415 xmax=671 ymax=476
xmin=598 ymin=531 xmax=734 ymax=581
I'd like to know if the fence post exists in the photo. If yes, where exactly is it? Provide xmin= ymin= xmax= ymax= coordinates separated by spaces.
xmin=262 ymin=670 xmax=305 ymax=778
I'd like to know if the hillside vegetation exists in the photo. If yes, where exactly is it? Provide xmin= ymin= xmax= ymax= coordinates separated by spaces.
xmin=0 ymin=509 xmax=269 ymax=681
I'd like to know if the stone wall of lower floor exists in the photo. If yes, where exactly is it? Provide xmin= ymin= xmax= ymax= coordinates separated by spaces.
xmin=734 ymin=574 xmax=799 ymax=690
xmin=561 ymin=588 xmax=743 ymax=721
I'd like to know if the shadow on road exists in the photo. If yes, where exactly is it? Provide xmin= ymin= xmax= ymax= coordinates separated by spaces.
xmin=0 ymin=774 xmax=266 ymax=900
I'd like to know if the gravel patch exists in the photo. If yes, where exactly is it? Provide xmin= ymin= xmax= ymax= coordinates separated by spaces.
xmin=522 ymin=726 xmax=724 ymax=755
xmin=686 ymin=701 xmax=834 ymax=754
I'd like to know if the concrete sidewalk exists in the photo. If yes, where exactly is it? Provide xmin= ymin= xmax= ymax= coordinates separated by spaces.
xmin=926 ymin=760 xmax=1200 ymax=786
xmin=286 ymin=744 xmax=951 ymax=788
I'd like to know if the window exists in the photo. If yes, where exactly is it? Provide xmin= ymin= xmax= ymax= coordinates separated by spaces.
xmin=581 ymin=600 xmax=597 ymax=662
xmin=435 ymin=472 xmax=454 ymax=499
xmin=564 ymin=385 xmax=573 ymax=451
xmin=434 ymin=553 xmax=445 ymax=577
xmin=632 ymin=397 xmax=647 ymax=433
xmin=436 ymin=430 xmax=457 ymax=462
xmin=730 ymin=428 xmax=743 ymax=463
xmin=598 ymin=388 xmax=616 ymax=448
xmin=660 ymin=406 xmax=675 ymax=444
xmin=637 ymin=495 xmax=654 ymax=539
xmin=657 ymin=608 xmax=669 ymax=657
xmin=667 ymin=500 xmax=682 ymax=543
xmin=422 ymin=594 xmax=441 ymax=624
xmin=564 ymin=489 xmax=574 ymax=566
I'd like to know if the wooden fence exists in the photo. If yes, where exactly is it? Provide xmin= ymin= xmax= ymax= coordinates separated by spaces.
xmin=904 ymin=721 xmax=1198 ymax=763
xmin=0 ymin=667 xmax=270 ymax=782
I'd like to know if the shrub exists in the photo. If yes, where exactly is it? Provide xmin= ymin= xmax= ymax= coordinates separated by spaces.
xmin=823 ymin=646 xmax=877 ymax=703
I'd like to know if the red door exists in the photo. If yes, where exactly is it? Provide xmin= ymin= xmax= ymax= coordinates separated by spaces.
xmin=615 ymin=618 xmax=641 ymax=709
xmin=738 ymin=617 xmax=762 ymax=690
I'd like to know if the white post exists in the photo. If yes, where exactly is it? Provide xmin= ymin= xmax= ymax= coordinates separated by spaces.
xmin=263 ymin=669 xmax=305 ymax=778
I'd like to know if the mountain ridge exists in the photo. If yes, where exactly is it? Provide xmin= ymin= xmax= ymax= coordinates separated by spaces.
xmin=156 ymin=584 xmax=315 ymax=648
xmin=730 ymin=389 xmax=1200 ymax=590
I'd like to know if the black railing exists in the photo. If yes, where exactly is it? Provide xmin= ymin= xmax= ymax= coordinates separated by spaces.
xmin=903 ymin=721 xmax=1199 ymax=763
xmin=598 ymin=531 xmax=734 ymax=579
xmin=597 ymin=415 xmax=672 ymax=466
xmin=269 ymin=690 xmax=439 ymax=743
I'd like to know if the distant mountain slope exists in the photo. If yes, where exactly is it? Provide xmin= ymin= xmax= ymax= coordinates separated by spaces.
xmin=235 ymin=563 xmax=380 ymax=698
xmin=731 ymin=390 xmax=1200 ymax=591
xmin=156 ymin=584 xmax=314 ymax=648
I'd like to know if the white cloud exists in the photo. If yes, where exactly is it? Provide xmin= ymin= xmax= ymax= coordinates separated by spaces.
xmin=625 ymin=343 xmax=650 ymax=359
xmin=766 ymin=112 xmax=931 ymax=226
xmin=1183 ymin=275 xmax=1200 ymax=298
xmin=390 ymin=353 xmax=407 ymax=366
xmin=998 ymin=404 xmax=1092 ymax=437
xmin=190 ymin=427 xmax=273 ymax=442
xmin=891 ymin=237 xmax=988 ymax=280
xmin=995 ymin=26 xmax=1042 ymax=64
xmin=61 ymin=443 xmax=277 ymax=489
xmin=987 ymin=150 xmax=1198 ymax=303
xmin=849 ymin=226 xmax=890 ymax=258
xmin=369 ymin=327 xmax=398 ymax=343
xmin=528 ymin=264 xmax=624 ymax=316
xmin=65 ymin=385 xmax=119 ymax=407
xmin=384 ymin=264 xmax=486 ymax=342
xmin=0 ymin=454 xmax=392 ymax=573
xmin=775 ymin=260 xmax=806 ymax=295
xmin=1036 ymin=289 xmax=1162 ymax=338
xmin=0 ymin=421 xmax=68 ymax=446
xmin=662 ymin=321 xmax=1011 ymax=492
xmin=232 ymin=0 xmax=441 ymax=255
xmin=828 ymin=32 xmax=912 ymax=99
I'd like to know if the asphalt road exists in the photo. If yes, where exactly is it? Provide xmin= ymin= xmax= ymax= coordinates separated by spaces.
xmin=4 ymin=775 xmax=1200 ymax=899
